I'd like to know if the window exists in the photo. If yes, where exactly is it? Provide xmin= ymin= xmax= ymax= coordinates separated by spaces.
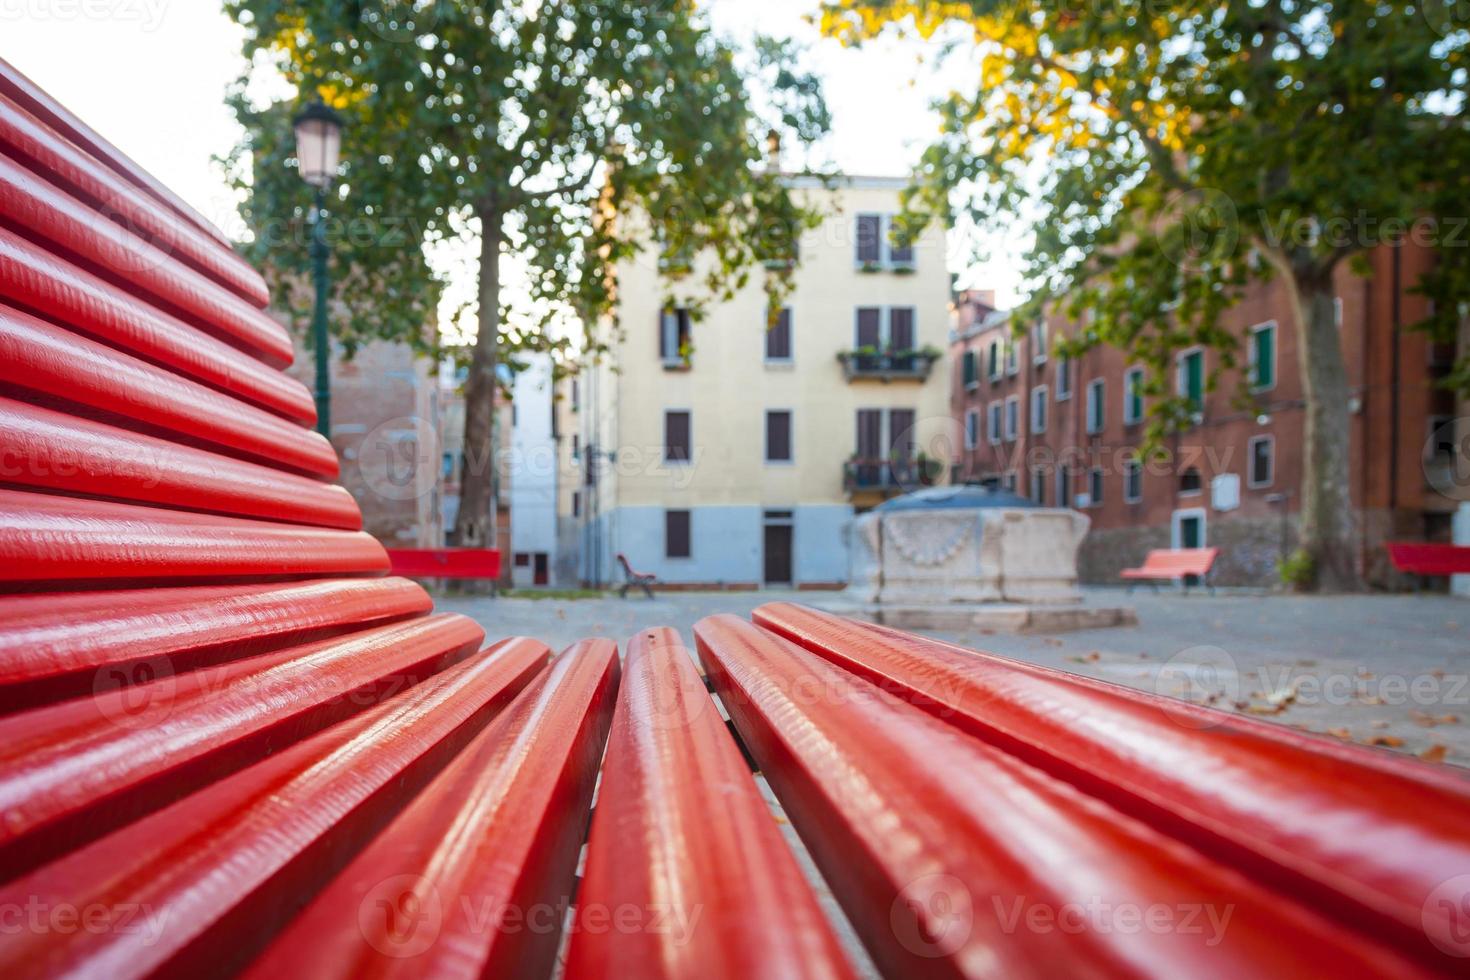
xmin=766 ymin=410 xmax=792 ymax=462
xmin=1004 ymin=395 xmax=1019 ymax=442
xmin=1124 ymin=367 xmax=1144 ymax=425
xmin=1179 ymin=466 xmax=1203 ymax=496
xmin=987 ymin=402 xmax=1002 ymax=445
xmin=766 ymin=308 xmax=792 ymax=361
xmin=889 ymin=307 xmax=916 ymax=351
xmin=1249 ymin=435 xmax=1275 ymax=488
xmin=962 ymin=350 xmax=979 ymax=389
xmin=1057 ymin=465 xmax=1072 ymax=509
xmin=514 ymin=553 xmax=530 ymax=568
xmin=987 ymin=339 xmax=1001 ymax=380
xmin=1333 ymin=296 xmax=1344 ymax=329
xmin=1031 ymin=320 xmax=1049 ymax=363
xmin=1177 ymin=348 xmax=1204 ymax=411
xmin=664 ymin=410 xmax=691 ymax=463
xmin=1030 ymin=466 xmax=1047 ymax=505
xmin=1124 ymin=458 xmax=1143 ymax=503
xmin=1086 ymin=378 xmax=1106 ymax=434
xmin=1004 ymin=471 xmax=1017 ymax=492
xmin=570 ymin=379 xmax=580 ymax=411
xmin=665 ymin=510 xmax=691 ymax=559
xmin=1088 ymin=467 xmax=1105 ymax=507
xmin=659 ymin=308 xmax=692 ymax=365
xmin=572 ymin=434 xmax=581 ymax=460
xmin=855 ymin=213 xmax=882 ymax=264
xmin=888 ymin=217 xmax=915 ymax=267
xmin=965 ymin=409 xmax=979 ymax=449
xmin=1031 ymin=386 xmax=1048 ymax=434
xmin=1250 ymin=321 xmax=1277 ymax=391
xmin=1005 ymin=337 xmax=1019 ymax=376
xmin=1056 ymin=356 xmax=1073 ymax=400
xmin=572 ymin=491 xmax=582 ymax=518
xmin=856 ymin=307 xmax=882 ymax=349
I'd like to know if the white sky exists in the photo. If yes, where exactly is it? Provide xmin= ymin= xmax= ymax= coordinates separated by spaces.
xmin=0 ymin=0 xmax=1025 ymax=314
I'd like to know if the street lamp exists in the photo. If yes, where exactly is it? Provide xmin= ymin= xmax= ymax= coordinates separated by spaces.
xmin=292 ymin=99 xmax=343 ymax=437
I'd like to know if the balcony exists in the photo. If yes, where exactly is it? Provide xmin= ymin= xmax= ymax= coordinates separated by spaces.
xmin=843 ymin=455 xmax=941 ymax=502
xmin=837 ymin=348 xmax=941 ymax=383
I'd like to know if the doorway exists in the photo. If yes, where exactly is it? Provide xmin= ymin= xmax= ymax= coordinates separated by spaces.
xmin=763 ymin=511 xmax=794 ymax=586
xmin=1172 ymin=508 xmax=1207 ymax=587
xmin=533 ymin=552 xmax=549 ymax=586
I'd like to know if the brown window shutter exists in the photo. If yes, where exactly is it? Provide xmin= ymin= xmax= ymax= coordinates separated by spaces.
xmin=665 ymin=510 xmax=691 ymax=558
xmin=856 ymin=308 xmax=882 ymax=349
xmin=664 ymin=410 xmax=691 ymax=462
xmin=766 ymin=410 xmax=792 ymax=461
xmin=766 ymin=308 xmax=792 ymax=360
xmin=889 ymin=307 xmax=915 ymax=350
xmin=856 ymin=214 xmax=881 ymax=263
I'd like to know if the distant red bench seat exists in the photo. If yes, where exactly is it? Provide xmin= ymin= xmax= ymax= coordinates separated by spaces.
xmin=1120 ymin=547 xmax=1219 ymax=593
xmin=1386 ymin=542 xmax=1470 ymax=577
xmin=385 ymin=548 xmax=501 ymax=580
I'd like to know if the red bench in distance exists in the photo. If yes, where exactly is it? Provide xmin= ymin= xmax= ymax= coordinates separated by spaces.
xmin=385 ymin=547 xmax=501 ymax=580
xmin=1121 ymin=546 xmax=1220 ymax=594
xmin=1386 ymin=542 xmax=1470 ymax=577
xmin=617 ymin=552 xmax=658 ymax=599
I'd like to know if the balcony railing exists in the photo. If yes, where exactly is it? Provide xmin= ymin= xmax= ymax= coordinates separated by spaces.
xmin=843 ymin=456 xmax=941 ymax=496
xmin=837 ymin=349 xmax=940 ymax=382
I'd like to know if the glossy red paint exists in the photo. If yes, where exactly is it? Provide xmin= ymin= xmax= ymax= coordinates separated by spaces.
xmin=695 ymin=613 xmax=1433 ymax=979
xmin=0 ymin=489 xmax=387 ymax=585
xmin=0 ymin=307 xmax=336 ymax=476
xmin=0 ymin=152 xmax=291 ymax=363
xmin=244 ymin=639 xmax=618 ymax=980
xmin=753 ymin=602 xmax=1470 ymax=970
xmin=0 ymin=398 xmax=359 ymax=529
xmin=564 ymin=628 xmax=854 ymax=980
xmin=0 ymin=640 xmax=549 ymax=980
xmin=0 ymin=93 xmax=269 ymax=307
xmin=0 ymin=577 xmax=432 ymax=706
xmin=0 ymin=226 xmax=313 ymax=422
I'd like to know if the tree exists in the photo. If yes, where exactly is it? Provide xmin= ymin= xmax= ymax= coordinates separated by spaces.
xmin=821 ymin=1 xmax=1470 ymax=590
xmin=223 ymin=1 xmax=829 ymax=554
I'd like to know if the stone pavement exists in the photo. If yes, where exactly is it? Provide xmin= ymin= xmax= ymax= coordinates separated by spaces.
xmin=432 ymin=586 xmax=1470 ymax=767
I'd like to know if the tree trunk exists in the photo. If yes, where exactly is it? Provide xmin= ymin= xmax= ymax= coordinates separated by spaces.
xmin=452 ymin=207 xmax=502 ymax=566
xmin=1287 ymin=266 xmax=1363 ymax=591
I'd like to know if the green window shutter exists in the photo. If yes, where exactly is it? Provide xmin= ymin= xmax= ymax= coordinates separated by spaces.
xmin=1254 ymin=327 xmax=1275 ymax=389
xmin=1184 ymin=351 xmax=1203 ymax=407
xmin=963 ymin=351 xmax=977 ymax=386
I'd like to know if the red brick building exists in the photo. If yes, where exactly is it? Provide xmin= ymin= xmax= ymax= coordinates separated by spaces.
xmin=950 ymin=247 xmax=1461 ymax=588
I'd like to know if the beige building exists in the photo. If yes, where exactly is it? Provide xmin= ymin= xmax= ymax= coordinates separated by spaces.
xmin=569 ymin=176 xmax=953 ymax=589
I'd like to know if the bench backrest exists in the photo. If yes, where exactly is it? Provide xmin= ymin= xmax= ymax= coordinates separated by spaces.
xmin=1386 ymin=542 xmax=1470 ymax=576
xmin=1139 ymin=547 xmax=1220 ymax=576
xmin=387 ymin=548 xmax=501 ymax=579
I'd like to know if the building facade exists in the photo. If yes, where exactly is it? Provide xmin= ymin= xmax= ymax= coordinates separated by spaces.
xmin=950 ymin=244 xmax=1463 ymax=588
xmin=506 ymin=353 xmax=558 ymax=587
xmin=570 ymin=176 xmax=953 ymax=590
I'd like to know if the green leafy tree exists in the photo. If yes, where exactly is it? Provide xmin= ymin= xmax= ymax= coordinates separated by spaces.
xmin=822 ymin=1 xmax=1469 ymax=591
xmin=223 ymin=1 xmax=829 ymax=551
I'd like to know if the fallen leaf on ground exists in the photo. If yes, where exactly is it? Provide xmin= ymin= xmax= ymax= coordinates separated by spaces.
xmin=1245 ymin=704 xmax=1288 ymax=715
xmin=1366 ymin=735 xmax=1404 ymax=748
xmin=1421 ymin=745 xmax=1450 ymax=763
xmin=1082 ymin=651 xmax=1100 ymax=662
xmin=1359 ymin=695 xmax=1384 ymax=705
xmin=1326 ymin=727 xmax=1352 ymax=739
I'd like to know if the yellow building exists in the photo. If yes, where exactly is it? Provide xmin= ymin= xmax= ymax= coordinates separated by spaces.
xmin=569 ymin=176 xmax=953 ymax=589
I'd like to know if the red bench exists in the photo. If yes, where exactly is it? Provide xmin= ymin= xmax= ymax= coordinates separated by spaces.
xmin=1386 ymin=542 xmax=1470 ymax=577
xmin=385 ymin=547 xmax=501 ymax=580
xmin=8 ymin=60 xmax=1470 ymax=978
xmin=1121 ymin=546 xmax=1220 ymax=593
xmin=616 ymin=551 xmax=658 ymax=599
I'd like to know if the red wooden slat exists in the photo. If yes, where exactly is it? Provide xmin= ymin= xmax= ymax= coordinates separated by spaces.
xmin=0 ymin=226 xmax=313 ymax=422
xmin=564 ymin=627 xmax=854 ymax=980
xmin=0 ymin=397 xmax=359 ymax=529
xmin=0 ymin=640 xmax=549 ymax=980
xmin=0 ymin=93 xmax=269 ymax=307
xmin=752 ymin=602 xmax=1470 ymax=969
xmin=244 ymin=638 xmax=619 ymax=979
xmin=0 ymin=305 xmax=336 ymax=476
xmin=0 ymin=577 xmax=431 ymax=709
xmin=0 ymin=613 xmax=484 ymax=878
xmin=0 ymin=56 xmax=237 ymax=251
xmin=0 ymin=488 xmax=387 ymax=585
xmin=0 ymin=152 xmax=291 ymax=363
xmin=694 ymin=614 xmax=1430 ymax=979
xmin=385 ymin=547 xmax=501 ymax=579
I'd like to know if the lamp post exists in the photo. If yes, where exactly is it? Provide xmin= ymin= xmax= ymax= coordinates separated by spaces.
xmin=292 ymin=99 xmax=343 ymax=437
